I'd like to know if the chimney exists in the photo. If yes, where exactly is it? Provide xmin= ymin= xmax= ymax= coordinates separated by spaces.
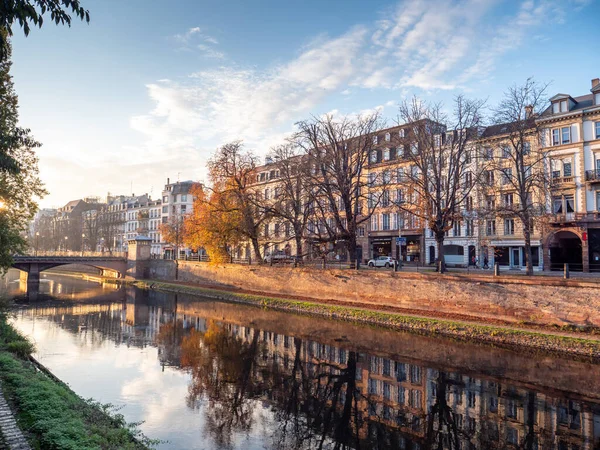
xmin=167 ymin=177 xmax=170 ymax=185
xmin=525 ymin=105 xmax=534 ymax=119
xmin=592 ymin=78 xmax=600 ymax=89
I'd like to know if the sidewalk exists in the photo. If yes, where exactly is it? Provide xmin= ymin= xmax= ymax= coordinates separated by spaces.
xmin=0 ymin=384 xmax=31 ymax=449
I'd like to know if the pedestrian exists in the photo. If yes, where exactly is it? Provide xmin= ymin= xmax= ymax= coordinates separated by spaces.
xmin=483 ymin=255 xmax=489 ymax=269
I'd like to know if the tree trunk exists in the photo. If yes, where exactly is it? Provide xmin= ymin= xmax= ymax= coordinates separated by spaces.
xmin=523 ymin=219 xmax=534 ymax=276
xmin=251 ymin=237 xmax=262 ymax=263
xmin=435 ymin=232 xmax=446 ymax=274
xmin=294 ymin=234 xmax=303 ymax=261
xmin=347 ymin=234 xmax=358 ymax=269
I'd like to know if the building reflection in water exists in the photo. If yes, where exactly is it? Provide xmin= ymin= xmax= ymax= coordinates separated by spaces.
xmin=11 ymin=284 xmax=600 ymax=450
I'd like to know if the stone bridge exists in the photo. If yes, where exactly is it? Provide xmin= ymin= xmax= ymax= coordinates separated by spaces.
xmin=12 ymin=256 xmax=128 ymax=287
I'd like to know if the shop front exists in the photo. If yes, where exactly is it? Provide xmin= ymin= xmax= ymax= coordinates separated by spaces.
xmin=399 ymin=235 xmax=422 ymax=262
xmin=370 ymin=237 xmax=393 ymax=260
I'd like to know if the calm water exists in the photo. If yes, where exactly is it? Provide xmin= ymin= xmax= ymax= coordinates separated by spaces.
xmin=2 ymin=269 xmax=600 ymax=450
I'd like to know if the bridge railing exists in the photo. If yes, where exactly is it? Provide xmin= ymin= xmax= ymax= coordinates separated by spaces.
xmin=23 ymin=251 xmax=128 ymax=258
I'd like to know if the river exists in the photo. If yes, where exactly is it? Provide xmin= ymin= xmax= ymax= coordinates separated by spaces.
xmin=2 ymin=269 xmax=600 ymax=449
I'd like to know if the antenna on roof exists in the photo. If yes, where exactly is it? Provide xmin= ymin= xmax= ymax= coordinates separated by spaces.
xmin=130 ymin=181 xmax=133 ymax=196
xmin=177 ymin=172 xmax=180 ymax=182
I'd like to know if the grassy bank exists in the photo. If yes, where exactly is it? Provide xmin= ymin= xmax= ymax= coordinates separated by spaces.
xmin=0 ymin=309 xmax=153 ymax=450
xmin=134 ymin=280 xmax=600 ymax=360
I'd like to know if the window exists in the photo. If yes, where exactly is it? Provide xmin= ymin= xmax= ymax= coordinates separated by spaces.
xmin=563 ymin=159 xmax=572 ymax=177
xmin=466 ymin=219 xmax=474 ymax=236
xmin=486 ymin=170 xmax=495 ymax=184
xmin=358 ymin=227 xmax=365 ymax=237
xmin=397 ymin=146 xmax=404 ymax=158
xmin=434 ymin=134 xmax=441 ymax=148
xmin=410 ymin=365 xmax=422 ymax=384
xmin=466 ymin=196 xmax=473 ymax=211
xmin=382 ymin=213 xmax=390 ymax=230
xmin=370 ymin=151 xmax=377 ymax=163
xmin=453 ymin=221 xmax=461 ymax=236
xmin=180 ymin=205 xmax=186 ymax=213
xmin=385 ymin=132 xmax=390 ymax=142
xmin=399 ymin=129 xmax=405 ymax=138
xmin=504 ymin=219 xmax=515 ymax=235
xmin=501 ymin=168 xmax=512 ymax=185
xmin=382 ymin=190 xmax=390 ymax=207
xmin=162 ymin=206 xmax=168 ymax=213
xmin=502 ymin=145 xmax=511 ymax=158
xmin=382 ymin=170 xmax=391 ymax=184
xmin=523 ymin=141 xmax=531 ymax=155
xmin=596 ymin=122 xmax=600 ymax=139
xmin=264 ymin=223 xmax=269 ymax=238
xmin=565 ymin=195 xmax=575 ymax=213
xmin=383 ymin=148 xmax=390 ymax=161
xmin=411 ymin=143 xmax=418 ymax=154
xmin=162 ymin=195 xmax=169 ymax=203
xmin=368 ymin=173 xmax=376 ymax=187
xmin=552 ymin=129 xmax=560 ymax=146
xmin=464 ymin=171 xmax=472 ymax=188
xmin=484 ymin=147 xmax=493 ymax=160
xmin=264 ymin=188 xmax=270 ymax=200
xmin=373 ymin=136 xmax=378 ymax=145
xmin=561 ymin=127 xmax=571 ymax=144
xmin=553 ymin=102 xmax=559 ymax=114
xmin=503 ymin=193 xmax=513 ymax=206
xmin=181 ymin=194 xmax=187 ymax=202
xmin=396 ymin=188 xmax=404 ymax=203
xmin=560 ymin=100 xmax=568 ymax=112
xmin=486 ymin=220 xmax=496 ymax=236
xmin=371 ymin=214 xmax=378 ymax=231
xmin=397 ymin=167 xmax=405 ymax=182
xmin=553 ymin=197 xmax=563 ymax=214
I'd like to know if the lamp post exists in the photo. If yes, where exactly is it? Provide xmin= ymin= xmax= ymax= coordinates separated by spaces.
xmin=81 ymin=233 xmax=85 ymax=256
xmin=35 ymin=232 xmax=40 ymax=256
xmin=64 ymin=236 xmax=68 ymax=254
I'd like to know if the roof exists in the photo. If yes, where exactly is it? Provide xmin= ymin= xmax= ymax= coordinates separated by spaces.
xmin=539 ymin=93 xmax=594 ymax=118
xmin=480 ymin=118 xmax=536 ymax=139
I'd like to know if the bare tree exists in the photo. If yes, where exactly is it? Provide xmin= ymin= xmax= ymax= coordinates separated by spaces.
xmin=397 ymin=96 xmax=485 ymax=272
xmin=480 ymin=79 xmax=549 ymax=275
xmin=263 ymin=143 xmax=312 ymax=261
xmin=98 ymin=207 xmax=125 ymax=253
xmin=207 ymin=141 xmax=269 ymax=262
xmin=293 ymin=111 xmax=386 ymax=267
xmin=82 ymin=209 xmax=101 ymax=251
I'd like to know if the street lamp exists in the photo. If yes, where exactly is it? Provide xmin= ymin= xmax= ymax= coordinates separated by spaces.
xmin=81 ymin=233 xmax=85 ymax=256
xmin=64 ymin=236 xmax=68 ymax=253
xmin=35 ymin=232 xmax=40 ymax=256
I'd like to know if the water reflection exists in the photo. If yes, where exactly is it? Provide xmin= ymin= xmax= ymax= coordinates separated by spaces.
xmin=6 ymin=274 xmax=600 ymax=450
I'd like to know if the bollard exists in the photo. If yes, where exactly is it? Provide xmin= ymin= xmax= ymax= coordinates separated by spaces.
xmin=494 ymin=263 xmax=500 ymax=277
xmin=564 ymin=263 xmax=570 ymax=279
xmin=394 ymin=260 xmax=399 ymax=272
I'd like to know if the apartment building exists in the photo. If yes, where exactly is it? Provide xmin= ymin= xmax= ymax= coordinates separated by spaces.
xmin=538 ymin=78 xmax=600 ymax=272
xmin=159 ymin=178 xmax=201 ymax=258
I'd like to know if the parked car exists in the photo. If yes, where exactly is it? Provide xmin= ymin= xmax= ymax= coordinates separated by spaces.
xmin=264 ymin=250 xmax=291 ymax=263
xmin=367 ymin=256 xmax=396 ymax=268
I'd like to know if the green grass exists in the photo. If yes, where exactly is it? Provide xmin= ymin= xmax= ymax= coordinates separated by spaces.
xmin=0 ymin=309 xmax=155 ymax=450
xmin=135 ymin=280 xmax=600 ymax=359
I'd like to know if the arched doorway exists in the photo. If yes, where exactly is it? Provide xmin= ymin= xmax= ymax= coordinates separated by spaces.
xmin=549 ymin=230 xmax=582 ymax=271
xmin=468 ymin=245 xmax=476 ymax=266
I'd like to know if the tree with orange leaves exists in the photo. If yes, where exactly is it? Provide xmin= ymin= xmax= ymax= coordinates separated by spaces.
xmin=183 ymin=183 xmax=241 ymax=263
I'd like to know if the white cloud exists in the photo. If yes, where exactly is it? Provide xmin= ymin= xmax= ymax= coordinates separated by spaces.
xmin=171 ymin=26 xmax=223 ymax=58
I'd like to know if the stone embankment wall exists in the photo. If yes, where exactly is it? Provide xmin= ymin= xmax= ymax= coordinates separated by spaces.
xmin=147 ymin=260 xmax=600 ymax=328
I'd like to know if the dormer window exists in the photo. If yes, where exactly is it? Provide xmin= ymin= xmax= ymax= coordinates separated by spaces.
xmin=385 ymin=132 xmax=390 ymax=142
xmin=373 ymin=136 xmax=378 ymax=145
xmin=399 ymin=129 xmax=405 ymax=138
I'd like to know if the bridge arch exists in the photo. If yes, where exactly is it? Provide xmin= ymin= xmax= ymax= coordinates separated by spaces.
xmin=12 ymin=257 xmax=128 ymax=284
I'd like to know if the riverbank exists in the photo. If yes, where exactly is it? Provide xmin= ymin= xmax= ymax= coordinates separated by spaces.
xmin=0 ymin=308 xmax=153 ymax=449
xmin=133 ymin=279 xmax=600 ymax=360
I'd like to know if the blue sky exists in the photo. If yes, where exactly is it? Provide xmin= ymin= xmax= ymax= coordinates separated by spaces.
xmin=9 ymin=0 xmax=600 ymax=207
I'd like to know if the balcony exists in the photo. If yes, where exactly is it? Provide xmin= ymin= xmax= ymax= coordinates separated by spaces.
xmin=549 ymin=212 xmax=600 ymax=224
xmin=551 ymin=175 xmax=574 ymax=186
xmin=585 ymin=169 xmax=600 ymax=182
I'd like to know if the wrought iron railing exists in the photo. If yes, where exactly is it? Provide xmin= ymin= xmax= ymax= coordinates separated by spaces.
xmin=585 ymin=169 xmax=600 ymax=182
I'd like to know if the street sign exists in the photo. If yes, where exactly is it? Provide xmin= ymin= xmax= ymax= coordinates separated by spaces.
xmin=396 ymin=237 xmax=407 ymax=245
